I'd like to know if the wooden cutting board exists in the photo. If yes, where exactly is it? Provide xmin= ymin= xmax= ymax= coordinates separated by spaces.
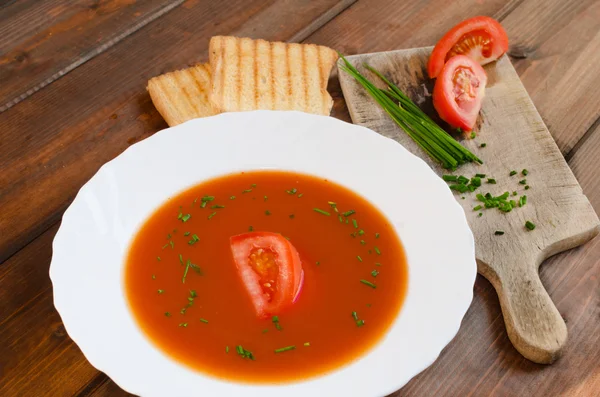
xmin=337 ymin=48 xmax=600 ymax=364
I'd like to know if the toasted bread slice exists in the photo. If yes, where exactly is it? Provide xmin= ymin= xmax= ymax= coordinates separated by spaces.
xmin=147 ymin=63 xmax=218 ymax=126
xmin=209 ymin=36 xmax=338 ymax=115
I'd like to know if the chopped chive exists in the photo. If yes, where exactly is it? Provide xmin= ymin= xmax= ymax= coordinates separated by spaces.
xmin=274 ymin=346 xmax=296 ymax=353
xmin=442 ymin=175 xmax=458 ymax=182
xmin=473 ymin=205 xmax=482 ymax=211
xmin=371 ymin=270 xmax=379 ymax=277
xmin=487 ymin=178 xmax=497 ymax=184
xmin=480 ymin=143 xmax=487 ymax=148
xmin=165 ymin=312 xmax=171 ymax=317
xmin=230 ymin=195 xmax=236 ymax=200
xmin=525 ymin=185 xmax=530 ymax=190
xmin=251 ymin=184 xmax=257 ymax=188
xmin=289 ymin=214 xmax=295 ymax=219
xmin=152 ymin=274 xmax=156 ymax=280
xmin=200 ymin=318 xmax=209 ymax=324
xmin=342 ymin=210 xmax=356 ymax=217
xmin=226 ymin=346 xmax=229 ymax=353
xmin=449 ymin=184 xmax=469 ymax=193
xmin=328 ymin=201 xmax=337 ymax=208
xmin=162 ymin=243 xmax=169 ymax=249
xmin=157 ymin=289 xmax=164 ymax=294
xmin=352 ymin=219 xmax=358 ymax=229
xmin=242 ymin=189 xmax=252 ymax=193
xmin=358 ymin=229 xmax=365 ymax=236
xmin=179 ymin=323 xmax=188 ymax=327
xmin=201 ymin=196 xmax=215 ymax=202
xmin=286 ymin=188 xmax=297 ymax=195
xmin=360 ymin=240 xmax=366 ymax=245
xmin=510 ymin=170 xmax=517 ymax=176
xmin=248 ymin=226 xmax=253 ymax=231
xmin=316 ymin=261 xmax=320 ymax=266
xmin=350 ymin=232 xmax=357 ymax=238
xmin=167 ymin=233 xmax=172 ymax=239
xmin=525 ymin=221 xmax=536 ymax=230
xmin=470 ymin=132 xmax=476 ymax=139
xmin=177 ymin=212 xmax=182 ymax=220
xmin=375 ymin=262 xmax=381 ymax=266
xmin=519 ymin=195 xmax=527 ymax=207
xmin=338 ymin=215 xmax=343 ymax=223
xmin=190 ymin=290 xmax=197 ymax=298
xmin=264 ymin=196 xmax=268 ymax=202
xmin=182 ymin=260 xmax=190 ymax=283
xmin=181 ymin=214 xmax=191 ymax=222
xmin=265 ymin=210 xmax=271 ymax=216
xmin=313 ymin=208 xmax=331 ymax=216
xmin=272 ymin=315 xmax=282 ymax=331
xmin=207 ymin=211 xmax=217 ymax=219
xmin=475 ymin=173 xmax=486 ymax=178
xmin=375 ymin=233 xmax=380 ymax=239
xmin=374 ymin=246 xmax=381 ymax=255
xmin=357 ymin=255 xmax=363 ymax=262
xmin=522 ymin=169 xmax=529 ymax=176
xmin=188 ymin=234 xmax=199 ymax=245
xmin=356 ymin=319 xmax=365 ymax=327
xmin=184 ymin=231 xmax=190 ymax=236
xmin=495 ymin=231 xmax=505 ymax=236
xmin=303 ymin=342 xmax=310 ymax=347
xmin=352 ymin=311 xmax=358 ymax=321
xmin=360 ymin=279 xmax=376 ymax=288
xmin=180 ymin=308 xmax=186 ymax=315
xmin=179 ymin=254 xmax=184 ymax=265
xmin=262 ymin=329 xmax=269 ymax=334
xmin=457 ymin=175 xmax=469 ymax=184
xmin=200 ymin=201 xmax=207 ymax=208
xmin=519 ymin=179 xmax=527 ymax=185
xmin=297 ymin=193 xmax=304 ymax=198
xmin=236 ymin=345 xmax=255 ymax=360
xmin=512 ymin=191 xmax=518 ymax=196
xmin=169 ymin=240 xmax=174 ymax=249
xmin=478 ymin=212 xmax=483 ymax=217
xmin=211 ymin=204 xmax=225 ymax=209
xmin=346 ymin=219 xmax=349 ymax=224
xmin=470 ymin=177 xmax=482 ymax=187
xmin=157 ymin=256 xmax=161 ymax=261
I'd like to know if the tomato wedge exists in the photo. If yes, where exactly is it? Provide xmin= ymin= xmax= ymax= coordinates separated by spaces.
xmin=230 ymin=231 xmax=304 ymax=319
xmin=428 ymin=16 xmax=509 ymax=78
xmin=433 ymin=55 xmax=487 ymax=132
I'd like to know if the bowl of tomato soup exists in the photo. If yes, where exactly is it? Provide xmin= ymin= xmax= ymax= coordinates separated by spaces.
xmin=50 ymin=111 xmax=476 ymax=397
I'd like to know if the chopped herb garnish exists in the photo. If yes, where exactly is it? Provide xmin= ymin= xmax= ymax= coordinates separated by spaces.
xmin=152 ymin=274 xmax=156 ymax=280
xmin=262 ymin=329 xmax=269 ymax=334
xmin=157 ymin=256 xmax=161 ymax=261
xmin=188 ymin=234 xmax=199 ymax=245
xmin=449 ymin=184 xmax=469 ymax=193
xmin=180 ymin=308 xmax=186 ymax=315
xmin=177 ymin=212 xmax=182 ymax=220
xmin=264 ymin=196 xmax=268 ymax=202
xmin=470 ymin=131 xmax=476 ymax=139
xmin=265 ymin=210 xmax=271 ymax=216
xmin=510 ymin=170 xmax=517 ymax=176
xmin=475 ymin=173 xmax=486 ymax=178
xmin=338 ymin=215 xmax=343 ymax=223
xmin=207 ymin=211 xmax=216 ymax=220
xmin=352 ymin=311 xmax=359 ymax=321
xmin=179 ymin=254 xmax=184 ymax=265
xmin=480 ymin=143 xmax=487 ymax=148
xmin=358 ymin=229 xmax=365 ymax=236
xmin=286 ymin=188 xmax=297 ymax=195
xmin=470 ymin=177 xmax=482 ymax=187
xmin=289 ymin=214 xmax=295 ymax=219
xmin=165 ymin=312 xmax=171 ymax=317
xmin=184 ymin=231 xmax=190 ymax=236
xmin=371 ymin=270 xmax=379 ymax=277
xmin=248 ymin=225 xmax=254 ymax=231
xmin=316 ymin=261 xmax=320 ymax=266
xmin=375 ymin=262 xmax=381 ymax=266
xmin=525 ymin=221 xmax=536 ymax=230
xmin=179 ymin=323 xmax=188 ymax=327
xmin=182 ymin=260 xmax=191 ymax=283
xmin=157 ymin=289 xmax=164 ymax=294
xmin=190 ymin=290 xmax=197 ymax=298
xmin=200 ymin=318 xmax=209 ymax=324
xmin=525 ymin=185 xmax=530 ymax=190
xmin=352 ymin=219 xmax=358 ymax=229
xmin=442 ymin=175 xmax=458 ymax=182
xmin=297 ymin=193 xmax=304 ymax=198
xmin=519 ymin=179 xmax=527 ymax=185
xmin=162 ymin=243 xmax=169 ymax=249
xmin=375 ymin=233 xmax=380 ymax=239
xmin=230 ymin=195 xmax=236 ymax=200
xmin=473 ymin=205 xmax=482 ymax=211
xmin=211 ymin=204 xmax=225 ymax=209
xmin=313 ymin=208 xmax=330 ymax=216
xmin=360 ymin=240 xmax=366 ymax=245
xmin=169 ymin=240 xmax=174 ymax=249
xmin=495 ymin=230 xmax=505 ymax=236
xmin=272 ymin=315 xmax=282 ymax=331
xmin=360 ymin=279 xmax=376 ymax=288
xmin=303 ymin=342 xmax=310 ymax=347
xmin=274 ymin=346 xmax=296 ymax=353
xmin=519 ymin=195 xmax=527 ymax=207
xmin=251 ymin=184 xmax=257 ymax=188
xmin=374 ymin=246 xmax=381 ymax=255
xmin=457 ymin=175 xmax=469 ymax=184
xmin=200 ymin=201 xmax=207 ymax=208
xmin=181 ymin=214 xmax=191 ymax=222
xmin=226 ymin=346 xmax=229 ymax=353
xmin=342 ymin=210 xmax=356 ymax=217
xmin=487 ymin=178 xmax=497 ymax=184
xmin=190 ymin=263 xmax=202 ymax=275
xmin=522 ymin=169 xmax=529 ymax=176
xmin=236 ymin=345 xmax=255 ymax=360
xmin=242 ymin=189 xmax=252 ymax=194
xmin=357 ymin=255 xmax=363 ymax=262
xmin=512 ymin=191 xmax=518 ymax=196
xmin=356 ymin=319 xmax=365 ymax=327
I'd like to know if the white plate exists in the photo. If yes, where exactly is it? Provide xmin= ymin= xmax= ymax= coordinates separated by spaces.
xmin=50 ymin=111 xmax=476 ymax=397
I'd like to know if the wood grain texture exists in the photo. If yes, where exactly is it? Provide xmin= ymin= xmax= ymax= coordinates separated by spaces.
xmin=503 ymin=0 xmax=600 ymax=155
xmin=338 ymin=48 xmax=599 ymax=363
xmin=0 ymin=0 xmax=355 ymax=264
xmin=0 ymin=0 xmax=185 ymax=112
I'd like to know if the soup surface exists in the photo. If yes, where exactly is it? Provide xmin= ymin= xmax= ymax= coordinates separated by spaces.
xmin=125 ymin=171 xmax=408 ymax=383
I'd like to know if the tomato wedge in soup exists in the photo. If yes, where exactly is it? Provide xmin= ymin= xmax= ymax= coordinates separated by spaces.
xmin=230 ymin=232 xmax=304 ymax=319
xmin=433 ymin=55 xmax=487 ymax=132
xmin=428 ymin=16 xmax=509 ymax=78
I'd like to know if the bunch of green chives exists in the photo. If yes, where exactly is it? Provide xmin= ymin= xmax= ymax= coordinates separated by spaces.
xmin=338 ymin=54 xmax=482 ymax=170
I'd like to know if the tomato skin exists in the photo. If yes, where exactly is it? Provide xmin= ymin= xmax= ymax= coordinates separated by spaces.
xmin=433 ymin=55 xmax=487 ymax=132
xmin=428 ymin=16 xmax=509 ymax=78
xmin=230 ymin=232 xmax=304 ymax=319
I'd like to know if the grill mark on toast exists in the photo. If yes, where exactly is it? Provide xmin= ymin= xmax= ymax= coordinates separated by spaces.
xmin=237 ymin=37 xmax=242 ymax=110
xmin=191 ymin=66 xmax=209 ymax=105
xmin=316 ymin=47 xmax=324 ymax=114
xmin=153 ymin=75 xmax=180 ymax=126
xmin=269 ymin=41 xmax=275 ymax=110
xmin=174 ymin=70 xmax=198 ymax=116
xmin=302 ymin=44 xmax=308 ymax=112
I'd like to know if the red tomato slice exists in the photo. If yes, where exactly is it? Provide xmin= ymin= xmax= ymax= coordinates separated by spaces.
xmin=230 ymin=231 xmax=304 ymax=319
xmin=428 ymin=16 xmax=508 ymax=78
xmin=433 ymin=55 xmax=487 ymax=132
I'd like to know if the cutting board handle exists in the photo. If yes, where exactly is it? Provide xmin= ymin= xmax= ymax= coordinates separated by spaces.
xmin=487 ymin=259 xmax=568 ymax=364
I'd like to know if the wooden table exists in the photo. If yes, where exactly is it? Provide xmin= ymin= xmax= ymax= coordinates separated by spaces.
xmin=1 ymin=1 xmax=598 ymax=395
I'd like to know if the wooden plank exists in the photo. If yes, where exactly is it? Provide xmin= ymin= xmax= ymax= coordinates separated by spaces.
xmin=338 ymin=47 xmax=599 ymax=363
xmin=0 ymin=0 xmax=355 ymax=264
xmin=502 ymin=0 xmax=600 ymax=155
xmin=0 ymin=0 xmax=185 ymax=112
xmin=569 ymin=122 xmax=600 ymax=211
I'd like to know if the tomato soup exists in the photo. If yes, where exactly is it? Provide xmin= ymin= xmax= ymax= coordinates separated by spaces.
xmin=125 ymin=171 xmax=408 ymax=383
